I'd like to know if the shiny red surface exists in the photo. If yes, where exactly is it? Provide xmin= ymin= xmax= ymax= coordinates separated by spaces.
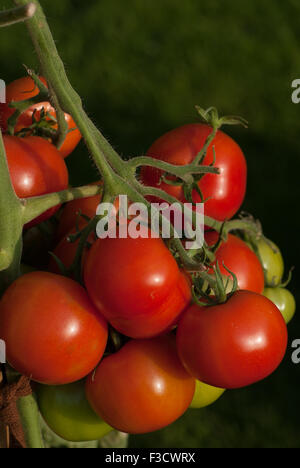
xmin=86 ymin=335 xmax=195 ymax=433
xmin=84 ymin=233 xmax=191 ymax=338
xmin=177 ymin=290 xmax=288 ymax=389
xmin=0 ymin=272 xmax=108 ymax=385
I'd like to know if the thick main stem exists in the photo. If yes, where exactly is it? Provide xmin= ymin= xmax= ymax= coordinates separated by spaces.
xmin=16 ymin=395 xmax=44 ymax=448
xmin=0 ymin=133 xmax=23 ymax=289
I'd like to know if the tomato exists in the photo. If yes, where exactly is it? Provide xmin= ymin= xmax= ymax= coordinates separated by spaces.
xmin=3 ymin=135 xmax=69 ymax=227
xmin=37 ymin=381 xmax=112 ymax=442
xmin=86 ymin=335 xmax=195 ymax=434
xmin=0 ymin=272 xmax=108 ymax=385
xmin=0 ymin=76 xmax=47 ymax=132
xmin=205 ymin=231 xmax=265 ymax=294
xmin=177 ymin=290 xmax=288 ymax=389
xmin=15 ymin=102 xmax=81 ymax=159
xmin=84 ymin=232 xmax=191 ymax=338
xmin=190 ymin=381 xmax=225 ymax=409
xmin=140 ymin=124 xmax=247 ymax=222
xmin=0 ymin=76 xmax=81 ymax=158
xmin=1 ymin=76 xmax=48 ymax=109
xmin=255 ymin=238 xmax=284 ymax=287
xmin=263 ymin=287 xmax=296 ymax=324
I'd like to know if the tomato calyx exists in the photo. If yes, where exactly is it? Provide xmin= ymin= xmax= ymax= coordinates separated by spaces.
xmin=195 ymin=105 xmax=249 ymax=130
xmin=191 ymin=261 xmax=238 ymax=307
xmin=14 ymin=106 xmax=79 ymax=148
xmin=6 ymin=73 xmax=49 ymax=135
xmin=14 ymin=107 xmax=56 ymax=137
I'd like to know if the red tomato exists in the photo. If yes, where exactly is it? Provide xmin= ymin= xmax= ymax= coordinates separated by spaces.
xmin=140 ymin=123 xmax=247 ymax=222
xmin=3 ymin=134 xmax=69 ymax=227
xmin=0 ymin=76 xmax=81 ymax=158
xmin=86 ymin=335 xmax=195 ymax=434
xmin=205 ymin=231 xmax=265 ymax=293
xmin=84 ymin=232 xmax=191 ymax=338
xmin=0 ymin=272 xmax=108 ymax=385
xmin=176 ymin=290 xmax=288 ymax=389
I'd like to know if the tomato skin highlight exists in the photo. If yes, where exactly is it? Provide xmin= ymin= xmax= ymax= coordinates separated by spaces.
xmin=3 ymin=134 xmax=69 ymax=226
xmin=0 ymin=272 xmax=108 ymax=385
xmin=190 ymin=381 xmax=225 ymax=409
xmin=263 ymin=287 xmax=296 ymax=324
xmin=86 ymin=335 xmax=195 ymax=434
xmin=177 ymin=290 xmax=288 ymax=389
xmin=205 ymin=231 xmax=265 ymax=294
xmin=140 ymin=123 xmax=247 ymax=221
xmin=0 ymin=76 xmax=81 ymax=158
xmin=37 ymin=381 xmax=112 ymax=442
xmin=84 ymin=234 xmax=191 ymax=338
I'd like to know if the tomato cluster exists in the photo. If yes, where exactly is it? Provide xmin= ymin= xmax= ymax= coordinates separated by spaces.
xmin=0 ymin=98 xmax=294 ymax=442
xmin=0 ymin=76 xmax=83 ymax=227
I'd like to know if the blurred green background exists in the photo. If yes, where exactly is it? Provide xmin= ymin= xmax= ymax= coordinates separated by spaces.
xmin=1 ymin=0 xmax=300 ymax=448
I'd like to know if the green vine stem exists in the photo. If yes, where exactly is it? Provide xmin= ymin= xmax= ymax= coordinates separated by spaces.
xmin=0 ymin=3 xmax=36 ymax=27
xmin=0 ymin=133 xmax=23 ymax=288
xmin=138 ymin=182 xmax=261 ymax=238
xmin=16 ymin=395 xmax=44 ymax=448
xmin=49 ymin=82 xmax=70 ymax=150
xmin=22 ymin=184 xmax=102 ymax=225
xmin=128 ymin=156 xmax=220 ymax=179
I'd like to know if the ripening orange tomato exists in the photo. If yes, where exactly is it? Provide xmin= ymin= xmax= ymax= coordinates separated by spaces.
xmin=0 ymin=76 xmax=81 ymax=158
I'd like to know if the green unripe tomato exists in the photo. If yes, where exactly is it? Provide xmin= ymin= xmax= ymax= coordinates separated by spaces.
xmin=37 ymin=380 xmax=112 ymax=442
xmin=263 ymin=287 xmax=296 ymax=324
xmin=256 ymin=238 xmax=284 ymax=287
xmin=190 ymin=380 xmax=225 ymax=409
